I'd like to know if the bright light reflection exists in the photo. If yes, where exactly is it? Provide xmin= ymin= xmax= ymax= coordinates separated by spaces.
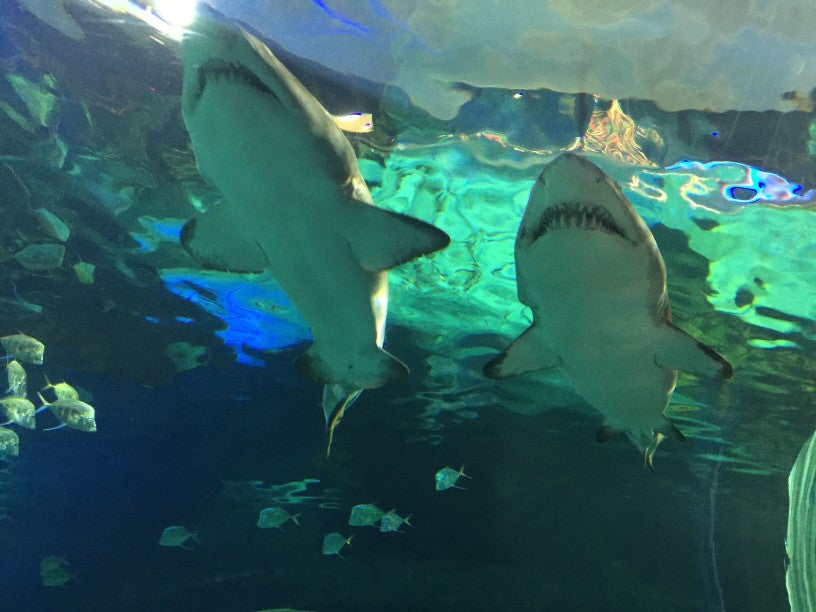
xmin=154 ymin=0 xmax=198 ymax=27
xmin=88 ymin=0 xmax=198 ymax=41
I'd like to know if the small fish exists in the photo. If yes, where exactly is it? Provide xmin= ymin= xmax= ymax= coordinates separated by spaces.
xmin=321 ymin=532 xmax=352 ymax=557
xmin=0 ymin=333 xmax=44 ymax=365
xmin=331 ymin=112 xmax=374 ymax=134
xmin=435 ymin=466 xmax=470 ymax=491
xmin=0 ymin=428 xmax=19 ymax=456
xmin=379 ymin=510 xmax=412 ymax=533
xmin=38 ymin=393 xmax=96 ymax=432
xmin=5 ymin=360 xmax=26 ymax=397
xmin=257 ymin=507 xmax=300 ymax=530
xmin=0 ymin=397 xmax=36 ymax=429
xmin=348 ymin=503 xmax=384 ymax=527
xmin=159 ymin=525 xmax=200 ymax=549
xmin=39 ymin=554 xmax=75 ymax=587
xmin=39 ymin=555 xmax=68 ymax=574
xmin=41 ymin=376 xmax=80 ymax=401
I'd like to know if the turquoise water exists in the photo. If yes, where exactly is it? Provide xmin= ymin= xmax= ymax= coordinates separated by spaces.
xmin=0 ymin=2 xmax=814 ymax=610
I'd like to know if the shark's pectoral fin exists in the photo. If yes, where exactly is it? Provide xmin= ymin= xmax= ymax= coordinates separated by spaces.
xmin=344 ymin=202 xmax=450 ymax=272
xmin=483 ymin=324 xmax=561 ymax=379
xmin=655 ymin=322 xmax=733 ymax=380
xmin=295 ymin=344 xmax=409 ymax=389
xmin=180 ymin=206 xmax=268 ymax=273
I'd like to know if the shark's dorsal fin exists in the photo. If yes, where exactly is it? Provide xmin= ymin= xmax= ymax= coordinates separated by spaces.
xmin=180 ymin=207 xmax=268 ymax=273
xmin=483 ymin=324 xmax=562 ymax=379
xmin=343 ymin=202 xmax=450 ymax=273
xmin=654 ymin=322 xmax=733 ymax=380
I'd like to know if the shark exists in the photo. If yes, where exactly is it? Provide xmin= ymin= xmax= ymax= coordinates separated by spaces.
xmin=179 ymin=12 xmax=449 ymax=449
xmin=484 ymin=153 xmax=733 ymax=467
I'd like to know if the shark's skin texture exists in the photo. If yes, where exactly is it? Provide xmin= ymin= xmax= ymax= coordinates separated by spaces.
xmin=485 ymin=154 xmax=732 ymax=466
xmin=179 ymin=13 xmax=449 ymax=443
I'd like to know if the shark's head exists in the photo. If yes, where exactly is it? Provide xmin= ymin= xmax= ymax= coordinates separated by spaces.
xmin=180 ymin=8 xmax=356 ymax=187
xmin=181 ymin=10 xmax=296 ymax=117
xmin=517 ymin=153 xmax=652 ymax=249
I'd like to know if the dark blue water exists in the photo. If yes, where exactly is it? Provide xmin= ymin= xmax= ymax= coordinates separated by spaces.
xmin=0 ymin=344 xmax=789 ymax=610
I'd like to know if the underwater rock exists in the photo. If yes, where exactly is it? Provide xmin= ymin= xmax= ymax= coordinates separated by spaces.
xmin=34 ymin=208 xmax=70 ymax=241
xmin=14 ymin=243 xmax=65 ymax=271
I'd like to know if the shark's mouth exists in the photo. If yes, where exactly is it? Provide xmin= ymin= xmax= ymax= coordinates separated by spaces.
xmin=528 ymin=202 xmax=626 ymax=242
xmin=192 ymin=60 xmax=281 ymax=106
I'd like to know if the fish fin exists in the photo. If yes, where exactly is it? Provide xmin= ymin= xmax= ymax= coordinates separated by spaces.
xmin=343 ymin=202 xmax=449 ymax=272
xmin=483 ymin=324 xmax=561 ymax=379
xmin=324 ymin=387 xmax=363 ymax=458
xmin=35 ymin=405 xmax=48 ymax=414
xmin=180 ymin=207 xmax=268 ymax=273
xmin=643 ymin=432 xmax=666 ymax=472
xmin=655 ymin=322 xmax=733 ymax=380
xmin=596 ymin=424 xmax=622 ymax=443
xmin=291 ymin=513 xmax=301 ymax=526
xmin=43 ymin=423 xmax=66 ymax=431
xmin=296 ymin=345 xmax=408 ymax=389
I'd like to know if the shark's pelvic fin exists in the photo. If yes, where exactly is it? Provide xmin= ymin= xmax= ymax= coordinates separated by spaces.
xmin=180 ymin=208 xmax=268 ymax=273
xmin=658 ymin=417 xmax=687 ymax=443
xmin=483 ymin=324 xmax=562 ymax=379
xmin=295 ymin=345 xmax=409 ymax=389
xmin=654 ymin=322 xmax=733 ymax=380
xmin=344 ymin=202 xmax=450 ymax=273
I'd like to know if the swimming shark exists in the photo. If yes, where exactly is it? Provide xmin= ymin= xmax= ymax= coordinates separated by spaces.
xmin=179 ymin=13 xmax=449 ymax=445
xmin=484 ymin=153 xmax=732 ymax=467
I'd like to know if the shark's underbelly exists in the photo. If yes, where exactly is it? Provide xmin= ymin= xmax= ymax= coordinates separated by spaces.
xmin=234 ymin=191 xmax=383 ymax=364
xmin=187 ymin=87 xmax=384 ymax=371
xmin=520 ymin=230 xmax=675 ymax=437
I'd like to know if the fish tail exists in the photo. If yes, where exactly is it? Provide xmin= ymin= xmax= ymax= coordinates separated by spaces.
xmin=291 ymin=513 xmax=301 ymax=526
xmin=190 ymin=531 xmax=203 ymax=548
